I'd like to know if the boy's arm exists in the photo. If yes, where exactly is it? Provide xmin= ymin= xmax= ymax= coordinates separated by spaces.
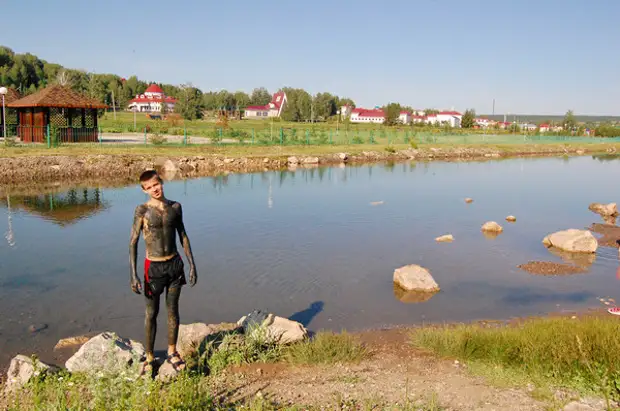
xmin=175 ymin=203 xmax=197 ymax=286
xmin=129 ymin=206 xmax=144 ymax=294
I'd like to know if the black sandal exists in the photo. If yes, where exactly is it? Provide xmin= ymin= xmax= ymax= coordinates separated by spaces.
xmin=166 ymin=351 xmax=186 ymax=372
xmin=140 ymin=359 xmax=156 ymax=378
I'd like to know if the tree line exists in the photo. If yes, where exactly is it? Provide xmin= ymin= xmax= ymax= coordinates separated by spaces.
xmin=0 ymin=46 xmax=356 ymax=121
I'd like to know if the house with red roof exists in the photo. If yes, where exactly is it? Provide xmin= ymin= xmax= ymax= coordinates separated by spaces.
xmin=244 ymin=91 xmax=287 ymax=119
xmin=399 ymin=111 xmax=412 ymax=124
xmin=435 ymin=111 xmax=463 ymax=127
xmin=127 ymin=84 xmax=177 ymax=113
xmin=350 ymin=108 xmax=385 ymax=124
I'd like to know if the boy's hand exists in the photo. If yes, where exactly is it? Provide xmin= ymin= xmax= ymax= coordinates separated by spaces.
xmin=131 ymin=276 xmax=143 ymax=294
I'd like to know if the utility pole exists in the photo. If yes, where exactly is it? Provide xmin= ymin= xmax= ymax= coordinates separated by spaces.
xmin=111 ymin=89 xmax=117 ymax=120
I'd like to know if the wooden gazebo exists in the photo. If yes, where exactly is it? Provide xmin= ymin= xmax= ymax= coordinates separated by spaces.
xmin=0 ymin=88 xmax=22 ymax=137
xmin=7 ymin=85 xmax=108 ymax=143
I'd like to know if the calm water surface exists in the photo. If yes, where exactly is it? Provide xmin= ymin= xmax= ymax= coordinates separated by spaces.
xmin=1 ymin=156 xmax=620 ymax=367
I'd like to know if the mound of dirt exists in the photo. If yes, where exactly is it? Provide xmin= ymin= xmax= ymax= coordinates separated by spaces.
xmin=588 ymin=223 xmax=620 ymax=248
xmin=518 ymin=261 xmax=587 ymax=275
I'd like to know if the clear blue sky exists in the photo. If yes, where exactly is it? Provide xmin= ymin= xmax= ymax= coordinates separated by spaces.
xmin=1 ymin=0 xmax=618 ymax=115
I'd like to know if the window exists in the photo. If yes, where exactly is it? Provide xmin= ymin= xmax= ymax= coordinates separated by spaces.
xmin=257 ymin=112 xmax=262 ymax=116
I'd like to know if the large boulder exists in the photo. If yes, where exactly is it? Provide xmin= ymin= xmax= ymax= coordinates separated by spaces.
xmin=176 ymin=322 xmax=240 ymax=360
xmin=4 ymin=355 xmax=59 ymax=391
xmin=393 ymin=264 xmax=440 ymax=292
xmin=435 ymin=234 xmax=454 ymax=243
xmin=65 ymin=332 xmax=145 ymax=377
xmin=287 ymin=156 xmax=299 ymax=165
xmin=588 ymin=203 xmax=618 ymax=217
xmin=543 ymin=229 xmax=598 ymax=253
xmin=237 ymin=310 xmax=308 ymax=345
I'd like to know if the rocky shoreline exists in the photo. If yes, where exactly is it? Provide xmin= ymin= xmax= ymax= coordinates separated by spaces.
xmin=0 ymin=144 xmax=614 ymax=185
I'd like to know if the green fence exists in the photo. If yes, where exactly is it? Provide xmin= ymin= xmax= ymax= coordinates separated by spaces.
xmin=2 ymin=123 xmax=620 ymax=147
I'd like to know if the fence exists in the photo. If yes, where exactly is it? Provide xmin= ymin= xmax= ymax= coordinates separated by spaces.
xmin=1 ymin=123 xmax=620 ymax=147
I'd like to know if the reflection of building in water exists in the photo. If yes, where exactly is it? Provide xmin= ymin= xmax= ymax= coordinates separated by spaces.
xmin=0 ymin=187 xmax=108 ymax=227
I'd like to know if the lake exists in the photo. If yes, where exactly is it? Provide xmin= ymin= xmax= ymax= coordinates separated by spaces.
xmin=1 ymin=155 xmax=619 ymax=367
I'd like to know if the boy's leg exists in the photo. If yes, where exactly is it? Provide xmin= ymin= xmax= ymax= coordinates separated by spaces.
xmin=145 ymin=294 xmax=160 ymax=363
xmin=165 ymin=286 xmax=185 ymax=370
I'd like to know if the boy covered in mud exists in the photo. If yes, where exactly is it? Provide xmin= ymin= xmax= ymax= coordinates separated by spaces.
xmin=129 ymin=170 xmax=197 ymax=376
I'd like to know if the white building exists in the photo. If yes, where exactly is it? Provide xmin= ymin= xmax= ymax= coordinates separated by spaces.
xmin=127 ymin=84 xmax=177 ymax=113
xmin=244 ymin=91 xmax=287 ymax=118
xmin=350 ymin=108 xmax=385 ymax=124
xmin=474 ymin=118 xmax=494 ymax=128
xmin=435 ymin=111 xmax=462 ymax=128
xmin=340 ymin=104 xmax=353 ymax=119
xmin=398 ymin=111 xmax=412 ymax=124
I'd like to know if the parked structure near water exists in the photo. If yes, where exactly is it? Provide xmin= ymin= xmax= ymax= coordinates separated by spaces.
xmin=244 ymin=91 xmax=287 ymax=119
xmin=127 ymin=84 xmax=177 ymax=113
xmin=7 ymin=85 xmax=107 ymax=143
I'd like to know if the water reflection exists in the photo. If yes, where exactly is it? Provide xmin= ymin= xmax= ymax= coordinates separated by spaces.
xmin=393 ymin=284 xmax=438 ymax=304
xmin=0 ymin=187 xmax=108 ymax=227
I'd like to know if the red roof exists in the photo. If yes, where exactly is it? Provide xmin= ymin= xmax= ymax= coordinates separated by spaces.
xmin=438 ymin=111 xmax=462 ymax=116
xmin=539 ymin=123 xmax=550 ymax=127
xmin=245 ymin=105 xmax=272 ymax=111
xmin=129 ymin=96 xmax=177 ymax=103
xmin=245 ymin=91 xmax=286 ymax=112
xmin=144 ymin=84 xmax=164 ymax=94
xmin=352 ymin=108 xmax=385 ymax=118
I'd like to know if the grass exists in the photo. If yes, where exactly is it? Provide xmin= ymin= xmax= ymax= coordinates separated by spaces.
xmin=282 ymin=331 xmax=370 ymax=365
xmin=1 ymin=330 xmax=370 ymax=410
xmin=410 ymin=315 xmax=620 ymax=406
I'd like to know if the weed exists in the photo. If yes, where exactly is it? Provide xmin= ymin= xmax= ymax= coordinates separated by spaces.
xmin=283 ymin=331 xmax=370 ymax=365
xmin=411 ymin=316 xmax=620 ymax=401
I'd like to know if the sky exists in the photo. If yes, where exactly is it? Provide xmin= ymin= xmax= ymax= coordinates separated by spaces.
xmin=0 ymin=0 xmax=618 ymax=115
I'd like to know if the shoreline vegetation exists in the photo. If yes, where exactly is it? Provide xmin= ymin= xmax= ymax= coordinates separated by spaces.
xmin=0 ymin=141 xmax=619 ymax=185
xmin=2 ymin=310 xmax=618 ymax=410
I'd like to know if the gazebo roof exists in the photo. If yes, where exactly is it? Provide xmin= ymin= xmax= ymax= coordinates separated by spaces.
xmin=2 ymin=88 xmax=22 ymax=104
xmin=7 ymin=85 xmax=108 ymax=109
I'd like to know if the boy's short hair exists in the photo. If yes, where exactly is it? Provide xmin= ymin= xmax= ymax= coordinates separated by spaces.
xmin=139 ymin=169 xmax=161 ymax=185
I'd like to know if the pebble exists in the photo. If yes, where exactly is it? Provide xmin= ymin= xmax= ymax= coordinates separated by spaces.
xmin=28 ymin=323 xmax=48 ymax=333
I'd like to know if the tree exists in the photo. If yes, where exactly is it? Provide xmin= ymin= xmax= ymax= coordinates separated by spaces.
xmin=175 ymin=83 xmax=204 ymax=120
xmin=563 ymin=110 xmax=577 ymax=130
xmin=233 ymin=91 xmax=250 ymax=109
xmin=383 ymin=103 xmax=402 ymax=126
xmin=424 ymin=108 xmax=439 ymax=116
xmin=461 ymin=109 xmax=476 ymax=128
xmin=250 ymin=87 xmax=271 ymax=106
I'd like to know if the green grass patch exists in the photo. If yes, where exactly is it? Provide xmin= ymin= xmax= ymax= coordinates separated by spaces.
xmin=411 ymin=316 xmax=620 ymax=405
xmin=282 ymin=331 xmax=370 ymax=365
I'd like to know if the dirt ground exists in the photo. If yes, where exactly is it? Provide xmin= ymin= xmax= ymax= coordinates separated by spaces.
xmin=208 ymin=328 xmax=582 ymax=410
xmin=517 ymin=261 xmax=587 ymax=275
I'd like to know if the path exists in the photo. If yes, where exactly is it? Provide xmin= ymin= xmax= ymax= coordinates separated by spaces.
xmin=212 ymin=329 xmax=550 ymax=410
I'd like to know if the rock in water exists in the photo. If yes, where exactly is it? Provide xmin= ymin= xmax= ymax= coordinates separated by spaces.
xmin=481 ymin=221 xmax=503 ymax=233
xmin=287 ymin=156 xmax=299 ymax=165
xmin=5 ymin=355 xmax=58 ymax=391
xmin=54 ymin=335 xmax=92 ymax=350
xmin=237 ymin=310 xmax=308 ymax=345
xmin=465 ymin=198 xmax=473 ymax=204
xmin=65 ymin=332 xmax=145 ymax=377
xmin=542 ymin=229 xmax=598 ymax=253
xmin=506 ymin=215 xmax=517 ymax=222
xmin=435 ymin=234 xmax=454 ymax=242
xmin=588 ymin=202 xmax=618 ymax=217
xmin=393 ymin=265 xmax=440 ymax=292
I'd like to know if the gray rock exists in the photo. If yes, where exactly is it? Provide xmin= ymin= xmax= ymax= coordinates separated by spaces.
xmin=481 ymin=221 xmax=503 ymax=233
xmin=393 ymin=265 xmax=440 ymax=292
xmin=5 ymin=355 xmax=59 ymax=391
xmin=589 ymin=202 xmax=618 ymax=217
xmin=65 ymin=332 xmax=145 ymax=377
xmin=237 ymin=310 xmax=308 ymax=345
xmin=543 ymin=229 xmax=598 ymax=253
xmin=302 ymin=157 xmax=319 ymax=164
